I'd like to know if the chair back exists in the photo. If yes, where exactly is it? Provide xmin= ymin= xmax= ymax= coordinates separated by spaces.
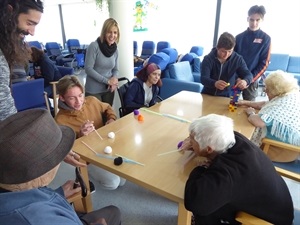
xmin=45 ymin=42 xmax=75 ymax=66
xmin=190 ymin=46 xmax=204 ymax=56
xmin=140 ymin=41 xmax=155 ymax=60
xmin=45 ymin=42 xmax=62 ymax=57
xmin=12 ymin=79 xmax=50 ymax=113
xmin=28 ymin=41 xmax=43 ymax=50
xmin=161 ymin=48 xmax=178 ymax=65
xmin=67 ymin=39 xmax=81 ymax=54
xmin=133 ymin=41 xmax=138 ymax=56
xmin=181 ymin=52 xmax=201 ymax=77
xmin=287 ymin=56 xmax=300 ymax=73
xmin=156 ymin=41 xmax=171 ymax=53
xmin=117 ymin=77 xmax=130 ymax=117
xmin=148 ymin=52 xmax=170 ymax=71
xmin=266 ymin=53 xmax=289 ymax=72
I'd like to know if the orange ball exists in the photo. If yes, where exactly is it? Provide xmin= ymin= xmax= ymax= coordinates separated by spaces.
xmin=138 ymin=114 xmax=144 ymax=121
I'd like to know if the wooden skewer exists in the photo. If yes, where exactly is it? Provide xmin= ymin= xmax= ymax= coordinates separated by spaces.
xmin=94 ymin=129 xmax=103 ymax=140
xmin=162 ymin=113 xmax=191 ymax=123
xmin=81 ymin=141 xmax=97 ymax=154
xmin=157 ymin=149 xmax=182 ymax=156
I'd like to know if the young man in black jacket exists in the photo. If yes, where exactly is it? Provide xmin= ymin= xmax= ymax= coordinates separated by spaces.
xmin=201 ymin=32 xmax=253 ymax=97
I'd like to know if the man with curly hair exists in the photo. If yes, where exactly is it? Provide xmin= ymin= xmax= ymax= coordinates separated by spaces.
xmin=0 ymin=0 xmax=85 ymax=168
xmin=0 ymin=0 xmax=43 ymax=121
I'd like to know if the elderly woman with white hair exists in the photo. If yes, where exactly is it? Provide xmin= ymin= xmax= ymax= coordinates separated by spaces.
xmin=238 ymin=70 xmax=300 ymax=162
xmin=183 ymin=114 xmax=293 ymax=225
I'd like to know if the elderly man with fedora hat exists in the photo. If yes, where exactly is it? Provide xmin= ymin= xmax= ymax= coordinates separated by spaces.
xmin=0 ymin=109 xmax=121 ymax=225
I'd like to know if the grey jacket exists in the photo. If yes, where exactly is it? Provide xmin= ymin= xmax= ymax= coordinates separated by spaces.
xmin=0 ymin=49 xmax=17 ymax=121
xmin=84 ymin=41 xmax=119 ymax=94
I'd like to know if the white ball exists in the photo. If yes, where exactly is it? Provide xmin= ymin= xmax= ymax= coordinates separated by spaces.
xmin=104 ymin=146 xmax=112 ymax=154
xmin=107 ymin=132 xmax=115 ymax=139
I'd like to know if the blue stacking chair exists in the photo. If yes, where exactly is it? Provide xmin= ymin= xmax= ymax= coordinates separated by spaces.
xmin=12 ymin=78 xmax=50 ymax=113
xmin=66 ymin=39 xmax=81 ymax=53
xmin=28 ymin=41 xmax=43 ymax=50
xmin=66 ymin=39 xmax=85 ymax=69
xmin=156 ymin=41 xmax=171 ymax=53
xmin=140 ymin=40 xmax=155 ymax=60
xmin=45 ymin=42 xmax=74 ymax=66
xmin=133 ymin=41 xmax=138 ymax=56
xmin=161 ymin=47 xmax=178 ymax=72
xmin=190 ymin=46 xmax=204 ymax=56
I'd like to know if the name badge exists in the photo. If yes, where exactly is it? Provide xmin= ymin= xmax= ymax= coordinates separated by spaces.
xmin=253 ymin=38 xmax=263 ymax=43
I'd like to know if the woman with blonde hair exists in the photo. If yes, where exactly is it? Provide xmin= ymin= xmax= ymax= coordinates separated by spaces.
xmin=238 ymin=70 xmax=300 ymax=162
xmin=85 ymin=18 xmax=120 ymax=106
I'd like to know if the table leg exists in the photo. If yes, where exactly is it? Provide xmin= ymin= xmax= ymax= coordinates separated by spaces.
xmin=178 ymin=202 xmax=192 ymax=225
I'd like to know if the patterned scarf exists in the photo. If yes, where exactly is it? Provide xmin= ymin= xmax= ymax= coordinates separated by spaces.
xmin=251 ymin=92 xmax=300 ymax=146
xmin=96 ymin=37 xmax=117 ymax=57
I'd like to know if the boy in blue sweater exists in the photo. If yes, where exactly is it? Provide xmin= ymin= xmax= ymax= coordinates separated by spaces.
xmin=235 ymin=5 xmax=271 ymax=101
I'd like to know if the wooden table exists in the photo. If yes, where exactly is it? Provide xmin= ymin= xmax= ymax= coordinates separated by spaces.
xmin=73 ymin=91 xmax=255 ymax=225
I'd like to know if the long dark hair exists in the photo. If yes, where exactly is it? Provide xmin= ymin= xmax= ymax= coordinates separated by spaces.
xmin=0 ymin=0 xmax=43 ymax=68
xmin=30 ymin=46 xmax=44 ymax=63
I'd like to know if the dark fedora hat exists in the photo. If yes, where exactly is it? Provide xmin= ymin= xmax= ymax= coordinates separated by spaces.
xmin=0 ymin=109 xmax=75 ymax=184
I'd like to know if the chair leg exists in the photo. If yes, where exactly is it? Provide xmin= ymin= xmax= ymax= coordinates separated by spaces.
xmin=43 ymin=91 xmax=51 ymax=113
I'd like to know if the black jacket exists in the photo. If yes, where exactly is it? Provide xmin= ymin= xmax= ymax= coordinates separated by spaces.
xmin=201 ymin=48 xmax=253 ymax=97
xmin=184 ymin=132 xmax=293 ymax=225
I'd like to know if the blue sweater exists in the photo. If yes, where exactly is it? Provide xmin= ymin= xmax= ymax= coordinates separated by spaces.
xmin=235 ymin=28 xmax=271 ymax=82
xmin=201 ymin=48 xmax=253 ymax=97
xmin=124 ymin=78 xmax=159 ymax=112
xmin=0 ymin=187 xmax=83 ymax=225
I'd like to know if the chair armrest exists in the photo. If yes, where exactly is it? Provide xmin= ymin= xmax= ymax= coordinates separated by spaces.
xmin=43 ymin=91 xmax=50 ymax=113
xmin=160 ymin=78 xmax=203 ymax=99
xmin=48 ymin=55 xmax=57 ymax=61
xmin=62 ymin=53 xmax=74 ymax=58
xmin=261 ymin=138 xmax=300 ymax=182
xmin=50 ymin=81 xmax=58 ymax=85
xmin=261 ymin=138 xmax=300 ymax=154
xmin=193 ymin=74 xmax=201 ymax=82
xmin=235 ymin=211 xmax=273 ymax=225
xmin=193 ymin=57 xmax=201 ymax=73
xmin=50 ymin=81 xmax=59 ymax=116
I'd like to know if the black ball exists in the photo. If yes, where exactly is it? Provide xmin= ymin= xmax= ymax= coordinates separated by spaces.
xmin=114 ymin=157 xmax=123 ymax=166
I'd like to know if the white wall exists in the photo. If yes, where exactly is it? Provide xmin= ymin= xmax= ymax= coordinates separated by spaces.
xmin=26 ymin=0 xmax=300 ymax=56
xmin=27 ymin=1 xmax=109 ymax=46
xmin=219 ymin=0 xmax=300 ymax=56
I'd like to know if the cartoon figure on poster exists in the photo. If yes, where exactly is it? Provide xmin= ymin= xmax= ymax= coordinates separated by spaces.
xmin=134 ymin=1 xmax=147 ymax=31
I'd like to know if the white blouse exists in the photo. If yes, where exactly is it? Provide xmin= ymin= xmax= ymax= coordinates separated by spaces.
xmin=143 ymin=83 xmax=153 ymax=107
